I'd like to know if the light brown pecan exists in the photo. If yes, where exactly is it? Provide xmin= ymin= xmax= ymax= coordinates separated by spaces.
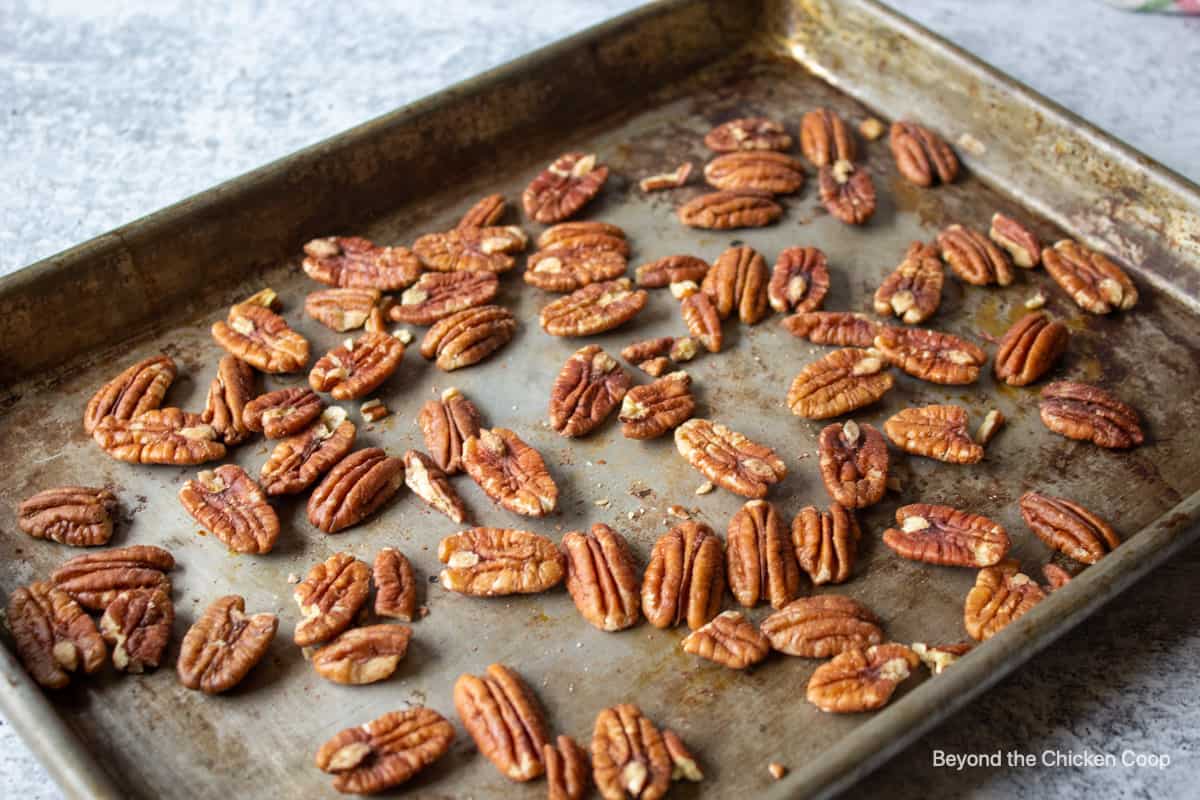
xmin=549 ymin=346 xmax=631 ymax=437
xmin=99 ymin=588 xmax=172 ymax=673
xmin=786 ymin=347 xmax=894 ymax=419
xmin=635 ymin=255 xmax=709 ymax=288
xmin=524 ymin=238 xmax=628 ymax=293
xmin=201 ymin=355 xmax=256 ymax=445
xmin=7 ymin=582 xmax=106 ymax=688
xmin=726 ymin=500 xmax=801 ymax=609
xmin=965 ymin=560 xmax=1046 ymax=641
xmin=807 ymin=643 xmax=920 ymax=713
xmin=678 ymin=190 xmax=782 ymax=230
xmin=82 ymin=355 xmax=176 ymax=433
xmin=884 ymin=404 xmax=984 ymax=464
xmin=539 ymin=278 xmax=647 ymax=337
xmin=312 ymin=624 xmax=412 ymax=685
xmin=391 ymin=270 xmax=499 ymax=325
xmin=818 ymin=420 xmax=888 ymax=509
xmin=911 ymin=641 xmax=974 ymax=674
xmin=859 ymin=117 xmax=886 ymax=140
xmin=639 ymin=162 xmax=693 ymax=192
xmin=374 ymin=547 xmax=417 ymax=621
xmin=178 ymin=465 xmax=280 ymax=554
xmin=51 ymin=545 xmax=174 ymax=610
xmin=663 ymin=730 xmax=703 ymax=783
xmin=820 ymin=160 xmax=877 ymax=225
xmin=563 ymin=523 xmax=640 ymax=631
xmin=293 ymin=552 xmax=371 ymax=646
xmin=1020 ymin=492 xmax=1120 ymax=564
xmin=212 ymin=302 xmax=310 ymax=373
xmin=889 ymin=121 xmax=959 ymax=186
xmin=800 ymin=108 xmax=856 ymax=166
xmin=315 ymin=708 xmax=454 ymax=794
xmin=793 ymin=503 xmax=861 ymax=585
xmin=768 ymin=246 xmax=829 ymax=314
xmin=937 ymin=224 xmax=1014 ymax=286
xmin=404 ymin=449 xmax=468 ymax=523
xmin=420 ymin=304 xmax=516 ymax=370
xmin=670 ymin=337 xmax=699 ymax=362
xmin=93 ymin=408 xmax=226 ymax=465
xmin=1040 ymin=381 xmax=1144 ymax=448
xmin=438 ymin=527 xmax=565 ymax=595
xmin=308 ymin=447 xmax=405 ymax=533
xmin=760 ymin=595 xmax=883 ymax=658
xmin=523 ymin=152 xmax=609 ymax=223
xmin=417 ymin=386 xmax=482 ymax=475
xmin=361 ymin=396 xmax=390 ymax=421
xmin=994 ymin=312 xmax=1068 ymax=385
xmin=975 ymin=409 xmax=1005 ymax=446
xmin=545 ymin=735 xmax=591 ymax=800
xmin=681 ymin=610 xmax=771 ymax=669
xmin=701 ymin=246 xmax=770 ymax=324
xmin=704 ymin=117 xmax=792 ymax=152
xmin=703 ymin=151 xmax=805 ymax=195
xmin=783 ymin=311 xmax=878 ymax=347
xmin=592 ymin=704 xmax=672 ymax=800
xmin=458 ymin=193 xmax=506 ymax=228
xmin=305 ymin=288 xmax=381 ymax=332
xmin=536 ymin=221 xmax=626 ymax=250
xmin=620 ymin=371 xmax=695 ymax=440
xmin=302 ymin=236 xmax=420 ymax=290
xmin=242 ymin=386 xmax=324 ymax=439
xmin=177 ymin=594 xmax=277 ymax=693
xmin=874 ymin=325 xmax=987 ymax=385
xmin=463 ymin=428 xmax=558 ymax=516
xmin=413 ymin=225 xmax=528 ymax=274
xmin=989 ymin=213 xmax=1040 ymax=268
xmin=18 ymin=486 xmax=118 ymax=547
xmin=675 ymin=418 xmax=786 ymax=498
xmin=309 ymin=331 xmax=406 ymax=400
xmin=641 ymin=521 xmax=725 ymax=630
xmin=1043 ymin=240 xmax=1138 ymax=314
xmin=873 ymin=242 xmax=945 ymax=324
xmin=621 ymin=337 xmax=673 ymax=368
xmin=883 ymin=503 xmax=1010 ymax=567
xmin=679 ymin=288 xmax=723 ymax=353
xmin=455 ymin=663 xmax=549 ymax=781
xmin=260 ymin=407 xmax=356 ymax=495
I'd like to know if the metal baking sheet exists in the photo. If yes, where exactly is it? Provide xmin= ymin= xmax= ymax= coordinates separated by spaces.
xmin=2 ymin=1 xmax=1198 ymax=798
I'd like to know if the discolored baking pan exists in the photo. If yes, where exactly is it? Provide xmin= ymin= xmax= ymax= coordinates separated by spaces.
xmin=1 ymin=1 xmax=1197 ymax=797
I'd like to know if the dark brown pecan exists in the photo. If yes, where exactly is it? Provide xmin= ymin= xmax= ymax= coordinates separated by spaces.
xmin=316 ymin=708 xmax=454 ymax=794
xmin=545 ymin=735 xmax=591 ymax=800
xmin=177 ymin=594 xmax=277 ymax=693
xmin=965 ymin=560 xmax=1046 ymax=641
xmin=94 ymin=407 xmax=225 ymax=465
xmin=807 ymin=643 xmax=919 ymax=713
xmin=7 ymin=582 xmax=105 ymax=688
xmin=679 ymin=287 xmax=723 ymax=353
xmin=458 ymin=193 xmax=506 ymax=228
xmin=83 ymin=355 xmax=176 ymax=433
xmin=404 ymin=449 xmax=468 ymax=523
xmin=989 ymin=213 xmax=1041 ymax=268
xmin=783 ymin=311 xmax=878 ymax=347
xmin=703 ymin=151 xmax=805 ymax=195
xmin=438 ymin=527 xmax=565 ymax=595
xmin=702 ymin=246 xmax=770 ymax=324
xmin=620 ymin=371 xmax=696 ymax=439
xmin=549 ymin=345 xmax=631 ymax=437
xmin=100 ymin=588 xmax=172 ymax=673
xmin=455 ymin=663 xmax=550 ymax=781
xmin=873 ymin=241 xmax=945 ymax=324
xmin=641 ymin=521 xmax=725 ymax=630
xmin=994 ymin=312 xmax=1068 ymax=386
xmin=937 ymin=224 xmax=1015 ymax=286
xmin=911 ymin=641 xmax=974 ymax=674
xmin=260 ymin=407 xmax=356 ymax=495
xmin=889 ymin=120 xmax=959 ymax=186
xmin=760 ymin=595 xmax=883 ymax=658
xmin=522 ymin=152 xmax=609 ymax=223
xmin=1020 ymin=492 xmax=1120 ymax=564
xmin=463 ymin=428 xmax=558 ymax=517
xmin=418 ymin=386 xmax=482 ymax=475
xmin=681 ymin=610 xmax=771 ymax=669
xmin=704 ymin=117 xmax=792 ymax=152
xmin=793 ymin=503 xmax=861 ymax=585
xmin=308 ymin=448 xmax=405 ymax=533
xmin=883 ymin=503 xmax=1010 ymax=567
xmin=884 ymin=404 xmax=984 ymax=464
xmin=212 ymin=302 xmax=310 ymax=373
xmin=420 ymin=304 xmax=516 ymax=370
xmin=1043 ymin=239 xmax=1138 ymax=314
xmin=874 ymin=325 xmax=987 ymax=385
xmin=18 ymin=486 xmax=118 ymax=547
xmin=391 ymin=270 xmax=499 ymax=325
xmin=820 ymin=161 xmax=877 ymax=225
xmin=540 ymin=278 xmax=647 ymax=336
xmin=242 ymin=386 xmax=324 ymax=439
xmin=51 ymin=545 xmax=173 ymax=610
xmin=675 ymin=418 xmax=787 ymax=498
xmin=309 ymin=330 xmax=406 ymax=400
xmin=302 ymin=236 xmax=420 ymax=290
xmin=413 ymin=225 xmax=527 ymax=273
xmin=635 ymin=255 xmax=709 ymax=288
xmin=312 ymin=624 xmax=412 ymax=685
xmin=201 ymin=355 xmax=256 ymax=445
xmin=374 ymin=547 xmax=417 ymax=621
xmin=768 ymin=246 xmax=829 ymax=314
xmin=178 ymin=465 xmax=280 ymax=554
xmin=305 ymin=288 xmax=381 ymax=332
xmin=818 ymin=420 xmax=888 ymax=509
xmin=787 ymin=347 xmax=894 ymax=419
xmin=800 ymin=108 xmax=856 ymax=166
xmin=639 ymin=162 xmax=693 ymax=192
xmin=726 ymin=501 xmax=802 ymax=612
xmin=678 ymin=190 xmax=782 ymax=230
xmin=563 ymin=523 xmax=641 ymax=631
xmin=1040 ymin=381 xmax=1144 ymax=448
xmin=592 ymin=704 xmax=672 ymax=800
xmin=293 ymin=552 xmax=371 ymax=646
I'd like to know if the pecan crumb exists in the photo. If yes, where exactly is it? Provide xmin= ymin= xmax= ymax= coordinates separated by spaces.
xmin=858 ymin=118 xmax=885 ymax=140
xmin=1025 ymin=291 xmax=1047 ymax=309
xmin=393 ymin=328 xmax=414 ymax=344
xmin=975 ymin=409 xmax=1005 ymax=445
xmin=695 ymin=482 xmax=714 ymax=495
xmin=287 ymin=572 xmax=300 ymax=584
xmin=957 ymin=132 xmax=986 ymax=155
xmin=361 ymin=399 xmax=390 ymax=422
xmin=768 ymin=762 xmax=788 ymax=780
xmin=667 ymin=504 xmax=690 ymax=519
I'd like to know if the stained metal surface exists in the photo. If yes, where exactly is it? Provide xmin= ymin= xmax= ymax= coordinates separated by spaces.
xmin=1 ymin=1 xmax=1198 ymax=798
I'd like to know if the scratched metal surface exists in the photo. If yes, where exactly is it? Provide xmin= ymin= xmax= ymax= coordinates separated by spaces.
xmin=1 ymin=1 xmax=1199 ymax=798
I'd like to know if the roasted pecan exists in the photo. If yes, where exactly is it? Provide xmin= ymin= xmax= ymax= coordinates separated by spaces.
xmin=361 ymin=397 xmax=389 ymax=421
xmin=937 ymin=224 xmax=1014 ymax=286
xmin=819 ymin=161 xmax=877 ymax=225
xmin=703 ymin=151 xmax=805 ymax=195
xmin=675 ymin=418 xmax=786 ymax=498
xmin=315 ymin=708 xmax=454 ymax=794
xmin=726 ymin=500 xmax=801 ymax=609
xmin=82 ymin=355 xmax=176 ymax=433
xmin=100 ymin=588 xmax=172 ymax=673
xmin=701 ymin=246 xmax=770 ymax=324
xmin=463 ymin=428 xmax=558 ymax=516
xmin=51 ymin=545 xmax=173 ymax=610
xmin=7 ymin=582 xmax=106 ymax=688
xmin=883 ymin=503 xmax=1010 ymax=567
xmin=404 ymin=449 xmax=468 ymax=523
xmin=964 ymin=560 xmax=1046 ymax=641
xmin=308 ymin=448 xmax=405 ymax=533
xmin=536 ymin=221 xmax=625 ymax=250
xmin=563 ymin=523 xmax=641 ymax=631
xmin=202 ymin=355 xmax=256 ymax=445
xmin=635 ymin=255 xmax=709 ymax=288
xmin=663 ymin=730 xmax=702 ymax=783
xmin=678 ymin=190 xmax=782 ymax=230
xmin=793 ymin=503 xmax=861 ymax=585
xmin=438 ymin=527 xmax=565 ymax=595
xmin=458 ymin=193 xmax=506 ymax=228
xmin=549 ymin=345 xmax=631 ymax=437
xmin=639 ymin=162 xmax=693 ymax=192
xmin=885 ymin=404 xmax=984 ymax=463
xmin=211 ymin=302 xmax=310 ymax=373
xmin=989 ymin=213 xmax=1040 ymax=268
xmin=977 ymin=408 xmax=1005 ymax=446
xmin=619 ymin=371 xmax=695 ymax=440
xmin=786 ymin=347 xmax=894 ymax=419
xmin=94 ymin=408 xmax=226 ymax=465
xmin=874 ymin=242 xmax=944 ymax=324
xmin=807 ymin=643 xmax=920 ymax=713
xmin=312 ymin=624 xmax=412 ymax=685
xmin=178 ymin=465 xmax=280 ymax=554
xmin=309 ymin=331 xmax=406 ymax=400
xmin=760 ymin=595 xmax=883 ymax=658
xmin=1042 ymin=562 xmax=1074 ymax=590
xmin=418 ymin=387 xmax=482 ymax=475
xmin=305 ymin=288 xmax=381 ymax=332
xmin=545 ymin=735 xmax=591 ymax=800
xmin=704 ymin=117 xmax=792 ymax=152
xmin=540 ymin=278 xmax=647 ymax=337
xmin=681 ymin=610 xmax=771 ymax=669
xmin=242 ymin=386 xmax=324 ymax=439
xmin=525 ymin=234 xmax=628 ymax=293
xmin=913 ymin=642 xmax=974 ymax=675
xmin=800 ymin=108 xmax=856 ymax=166
xmin=679 ymin=288 xmax=723 ymax=353
xmin=1042 ymin=240 xmax=1138 ymax=314
xmin=783 ymin=311 xmax=878 ymax=348
xmin=260 ymin=407 xmax=356 ymax=495
xmin=768 ymin=246 xmax=830 ymax=314
xmin=1020 ymin=492 xmax=1120 ymax=564
xmin=413 ymin=225 xmax=527 ymax=274
xmin=18 ymin=486 xmax=118 ymax=547
xmin=994 ymin=312 xmax=1068 ymax=386
xmin=177 ymin=594 xmax=277 ymax=693
xmin=621 ymin=337 xmax=674 ymax=368
xmin=641 ymin=521 xmax=724 ymax=630
xmin=293 ymin=552 xmax=371 ymax=646
xmin=302 ymin=236 xmax=420 ymax=290
xmin=455 ymin=663 xmax=550 ymax=781
xmin=818 ymin=420 xmax=888 ymax=509
xmin=523 ymin=152 xmax=609 ymax=223
xmin=389 ymin=270 xmax=499 ymax=326
xmin=420 ymin=305 xmax=516 ymax=370
xmin=889 ymin=121 xmax=959 ymax=186
xmin=874 ymin=325 xmax=987 ymax=385
xmin=670 ymin=337 xmax=699 ymax=363
xmin=1039 ymin=381 xmax=1144 ymax=448
xmin=591 ymin=704 xmax=672 ymax=800
xmin=374 ymin=547 xmax=417 ymax=621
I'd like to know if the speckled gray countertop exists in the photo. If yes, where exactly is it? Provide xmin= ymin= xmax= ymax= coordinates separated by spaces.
xmin=1 ymin=1 xmax=1197 ymax=797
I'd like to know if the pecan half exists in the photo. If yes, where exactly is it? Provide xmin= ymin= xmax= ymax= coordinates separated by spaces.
xmin=438 ymin=527 xmax=565 ymax=595
xmin=883 ymin=503 xmax=1010 ymax=567
xmin=82 ymin=355 xmax=176 ymax=433
xmin=620 ymin=371 xmax=695 ymax=439
xmin=874 ymin=325 xmax=987 ymax=385
xmin=302 ymin=236 xmax=420 ymax=290
xmin=994 ymin=312 xmax=1067 ymax=386
xmin=873 ymin=242 xmax=945 ymax=324
xmin=309 ymin=331 xmax=405 ymax=400
xmin=212 ymin=303 xmax=310 ymax=373
xmin=51 ymin=545 xmax=174 ymax=610
xmin=420 ymin=305 xmax=517 ymax=370
xmin=563 ymin=523 xmax=641 ymax=631
xmin=889 ymin=121 xmax=959 ymax=186
xmin=242 ymin=386 xmax=324 ymax=439
xmin=760 ymin=595 xmax=883 ymax=658
xmin=679 ymin=288 xmax=723 ymax=353
xmin=463 ymin=428 xmax=558 ymax=516
xmin=458 ymin=193 xmax=506 ymax=228
xmin=675 ymin=418 xmax=786 ymax=498
xmin=701 ymin=246 xmax=770 ymax=324
xmin=374 ymin=547 xmax=418 ymax=621
xmin=201 ymin=355 xmax=256 ymax=445
xmin=312 ymin=624 xmax=412 ymax=685
xmin=818 ymin=420 xmax=888 ymax=509
xmin=964 ymin=560 xmax=1046 ymax=641
xmin=726 ymin=500 xmax=800 ymax=609
xmin=403 ymin=449 xmax=468 ymax=523
xmin=305 ymin=288 xmax=381 ymax=332
xmin=1039 ymin=381 xmax=1144 ymax=449
xmin=591 ymin=704 xmax=672 ymax=800
xmin=550 ymin=345 xmax=631 ymax=437
xmin=307 ymin=447 xmax=405 ymax=533
xmin=455 ymin=663 xmax=550 ymax=781
xmin=179 ymin=465 xmax=280 ymax=554
xmin=704 ymin=117 xmax=792 ymax=152
xmin=636 ymin=255 xmax=709 ymax=289
xmin=786 ymin=347 xmax=894 ymax=419
xmin=793 ymin=503 xmax=861 ymax=585
xmin=884 ymin=404 xmax=982 ymax=463
xmin=911 ymin=641 xmax=974 ymax=674
xmin=678 ymin=190 xmax=782 ymax=230
xmin=18 ymin=486 xmax=118 ymax=547
xmin=7 ymin=582 xmax=105 ymax=688
xmin=260 ymin=407 xmax=356 ymax=495
xmin=937 ymin=224 xmax=1014 ymax=286
xmin=989 ymin=213 xmax=1040 ymax=268
xmin=177 ymin=594 xmax=277 ymax=693
xmin=768 ymin=246 xmax=830 ymax=314
xmin=540 ymin=278 xmax=647 ymax=337
xmin=545 ymin=735 xmax=591 ymax=800
xmin=783 ymin=314 xmax=877 ymax=354
xmin=525 ymin=223 xmax=628 ymax=292
xmin=293 ymin=552 xmax=371 ymax=646
xmin=807 ymin=643 xmax=919 ymax=713
xmin=819 ymin=161 xmax=877 ymax=225
xmin=391 ymin=270 xmax=499 ymax=325
xmin=1043 ymin=240 xmax=1138 ymax=314
xmin=413 ymin=225 xmax=527 ymax=273
xmin=800 ymin=108 xmax=856 ymax=166
xmin=93 ymin=408 xmax=226 ymax=465
xmin=99 ymin=588 xmax=173 ymax=673
xmin=418 ymin=386 xmax=482 ymax=475
xmin=641 ymin=521 xmax=725 ymax=630
xmin=704 ymin=151 xmax=805 ymax=195
xmin=523 ymin=152 xmax=609 ymax=223
xmin=315 ymin=708 xmax=454 ymax=794
xmin=681 ymin=610 xmax=771 ymax=669
xmin=1020 ymin=492 xmax=1120 ymax=564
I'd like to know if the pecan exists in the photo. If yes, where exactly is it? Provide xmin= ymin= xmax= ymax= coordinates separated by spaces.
xmin=678 ymin=190 xmax=782 ymax=230
xmin=873 ymin=242 xmax=944 ymax=324
xmin=211 ymin=303 xmax=310 ymax=373
xmin=260 ymin=407 xmax=356 ymax=495
xmin=635 ymin=255 xmax=709 ymax=288
xmin=889 ymin=120 xmax=959 ymax=186
xmin=977 ymin=407 xmax=1007 ymax=443
xmin=437 ymin=527 xmax=565 ymax=595
xmin=818 ymin=420 xmax=888 ymax=509
xmin=675 ymin=418 xmax=786 ymax=498
xmin=964 ymin=560 xmax=1046 ymax=641
xmin=621 ymin=337 xmax=673 ymax=367
xmin=404 ymin=449 xmax=468 ymax=523
xmin=309 ymin=330 xmax=406 ymax=400
xmin=989 ymin=213 xmax=1040 ymax=268
xmin=307 ymin=447 xmax=405 ymax=533
xmin=793 ymin=503 xmax=861 ymax=585
xmin=540 ymin=278 xmax=647 ymax=337
xmin=293 ymin=552 xmax=371 ymax=646
xmin=884 ymin=405 xmax=982 ymax=464
xmin=550 ymin=345 xmax=631 ymax=437
xmin=911 ymin=641 xmax=974 ymax=675
xmin=374 ymin=547 xmax=418 ymax=621
xmin=1042 ymin=562 xmax=1074 ymax=590
xmin=315 ymin=708 xmax=454 ymax=794
xmin=641 ymin=521 xmax=724 ymax=630
xmin=639 ymin=162 xmax=692 ymax=192
xmin=524 ymin=235 xmax=628 ymax=293
xmin=874 ymin=325 xmax=987 ymax=385
xmin=537 ymin=221 xmax=626 ymax=250
xmin=619 ymin=371 xmax=695 ymax=439
xmin=859 ymin=117 xmax=886 ymax=140
xmin=820 ymin=161 xmax=877 ymax=225
xmin=786 ymin=347 xmax=894 ymax=419
xmin=312 ymin=624 xmax=412 ymax=685
xmin=704 ymin=117 xmax=792 ymax=152
xmin=726 ymin=500 xmax=800 ymax=609
xmin=1020 ymin=491 xmax=1120 ymax=564
xmin=703 ymin=151 xmax=805 ymax=195
xmin=361 ymin=398 xmax=392 ymax=421
xmin=92 ymin=408 xmax=225 ymax=465
xmin=591 ymin=704 xmax=672 ymax=800
xmin=994 ymin=312 xmax=1068 ymax=386
xmin=458 ymin=193 xmax=506 ymax=228
xmin=455 ymin=663 xmax=550 ymax=781
xmin=768 ymin=246 xmax=829 ymax=314
xmin=1042 ymin=239 xmax=1138 ymax=314
xmin=463 ymin=428 xmax=558 ymax=516
xmin=178 ymin=465 xmax=280 ymax=554
xmin=305 ymin=288 xmax=381 ymax=332
xmin=413 ymin=225 xmax=527 ymax=273
xmin=681 ymin=610 xmax=771 ymax=669
xmin=760 ymin=595 xmax=883 ymax=658
xmin=663 ymin=730 xmax=702 ymax=783
xmin=201 ymin=355 xmax=256 ymax=445
xmin=670 ymin=337 xmax=699 ymax=363
xmin=420 ymin=305 xmax=517 ymax=370
xmin=679 ymin=288 xmax=723 ymax=353
xmin=563 ymin=523 xmax=641 ymax=631
xmin=177 ymin=594 xmax=277 ymax=693
xmin=82 ymin=355 xmax=176 ymax=433
xmin=883 ymin=503 xmax=1010 ymax=567
xmin=807 ymin=643 xmax=919 ymax=713
xmin=242 ymin=386 xmax=324 ymax=438
xmin=418 ymin=386 xmax=482 ymax=475
xmin=701 ymin=246 xmax=770 ymax=324
xmin=7 ymin=582 xmax=105 ymax=688
xmin=1039 ymin=381 xmax=1144 ymax=448
xmin=783 ymin=311 xmax=878 ymax=347
xmin=522 ymin=152 xmax=609 ymax=223
xmin=99 ymin=588 xmax=173 ymax=673
xmin=302 ymin=236 xmax=420 ymax=290
xmin=800 ymin=108 xmax=856 ymax=166
xmin=937 ymin=224 xmax=1014 ymax=286
xmin=18 ymin=486 xmax=118 ymax=547
xmin=545 ymin=735 xmax=591 ymax=800
xmin=51 ymin=545 xmax=173 ymax=610
xmin=390 ymin=271 xmax=499 ymax=325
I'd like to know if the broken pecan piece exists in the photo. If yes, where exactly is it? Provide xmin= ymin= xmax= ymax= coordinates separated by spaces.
xmin=540 ymin=278 xmax=647 ymax=337
xmin=1043 ymin=239 xmax=1138 ymax=314
xmin=51 ymin=545 xmax=173 ymax=610
xmin=391 ymin=270 xmax=499 ymax=325
xmin=760 ymin=595 xmax=883 ymax=658
xmin=1020 ymin=492 xmax=1120 ymax=564
xmin=989 ymin=213 xmax=1040 ymax=268
xmin=994 ymin=312 xmax=1068 ymax=386
xmin=563 ymin=523 xmax=641 ymax=631
xmin=1042 ymin=562 xmax=1074 ymax=590
xmin=417 ymin=386 xmax=482 ymax=475
xmin=312 ymin=624 xmax=412 ymax=685
xmin=93 ymin=408 xmax=226 ymax=465
xmin=793 ymin=503 xmax=861 ymax=585
xmin=438 ymin=528 xmax=565 ymax=595
xmin=800 ymin=108 xmax=856 ymax=166
xmin=82 ymin=355 xmax=176 ymax=433
xmin=681 ymin=610 xmax=771 ymax=669
xmin=550 ymin=345 xmax=631 ymax=437
xmin=420 ymin=305 xmax=517 ymax=370
xmin=18 ymin=486 xmax=118 ymax=547
xmin=705 ymin=117 xmax=792 ymax=152
xmin=177 ymin=594 xmax=277 ymax=693
xmin=704 ymin=151 xmax=805 ymax=195
xmin=639 ymin=162 xmax=693 ymax=192
xmin=455 ymin=663 xmax=550 ymax=781
xmin=620 ymin=371 xmax=695 ymax=439
xmin=463 ymin=428 xmax=558 ymax=516
xmin=641 ymin=521 xmax=725 ymax=630
xmin=621 ymin=337 xmax=673 ymax=367
xmin=874 ymin=325 xmax=987 ymax=385
xmin=663 ymin=730 xmax=702 ymax=783
xmin=302 ymin=236 xmax=420 ymax=290
xmin=545 ymin=735 xmax=591 ymax=800
xmin=100 ymin=588 xmax=173 ymax=673
xmin=965 ymin=560 xmax=1046 ymax=641
xmin=212 ymin=302 xmax=310 ymax=373
xmin=315 ymin=708 xmax=454 ymax=794
xmin=260 ymin=407 xmax=356 ymax=495
xmin=202 ymin=355 xmax=256 ymax=445
xmin=592 ymin=704 xmax=672 ymax=800
xmin=635 ymin=255 xmax=709 ymax=289
xmin=889 ymin=120 xmax=959 ymax=186
xmin=458 ymin=193 xmax=506 ymax=228
xmin=293 ymin=552 xmax=371 ymax=647
xmin=873 ymin=242 xmax=945 ymax=324
xmin=7 ymin=581 xmax=106 ymax=688
xmin=819 ymin=161 xmax=877 ymax=225
xmin=1039 ymin=381 xmax=1143 ymax=448
xmin=768 ymin=246 xmax=830 ymax=314
xmin=726 ymin=500 xmax=801 ymax=609
xmin=678 ymin=190 xmax=782 ymax=230
xmin=305 ymin=288 xmax=381 ymax=332
xmin=702 ymin=245 xmax=770 ymax=324
xmin=679 ymin=287 xmax=723 ymax=353
xmin=784 ymin=313 xmax=882 ymax=352
xmin=179 ymin=465 xmax=280 ymax=554
xmin=883 ymin=503 xmax=1010 ymax=567
xmin=403 ymin=449 xmax=468 ymax=523
xmin=374 ymin=547 xmax=418 ymax=621
xmin=307 ymin=447 xmax=405 ymax=533
xmin=937 ymin=224 xmax=1015 ymax=286
xmin=309 ymin=330 xmax=406 ymax=400
xmin=523 ymin=152 xmax=609 ymax=223
xmin=242 ymin=386 xmax=324 ymax=439
xmin=675 ymin=418 xmax=786 ymax=498
xmin=885 ymin=404 xmax=982 ymax=463
xmin=911 ymin=641 xmax=974 ymax=674
xmin=807 ymin=643 xmax=919 ymax=713
xmin=818 ymin=420 xmax=888 ymax=509
xmin=413 ymin=225 xmax=527 ymax=273
xmin=786 ymin=347 xmax=894 ymax=419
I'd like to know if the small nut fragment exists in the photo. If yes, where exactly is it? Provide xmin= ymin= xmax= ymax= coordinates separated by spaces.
xmin=259 ymin=407 xmax=356 ymax=495
xmin=965 ymin=560 xmax=1046 ymax=641
xmin=768 ymin=247 xmax=829 ymax=314
xmin=550 ymin=345 xmax=632 ymax=437
xmin=305 ymin=288 xmax=381 ymax=332
xmin=1025 ymin=291 xmax=1047 ymax=310
xmin=801 ymin=108 xmax=856 ymax=166
xmin=403 ymin=449 xmax=468 ymax=523
xmin=819 ymin=161 xmax=877 ymax=225
xmin=818 ymin=420 xmax=888 ymax=509
xmin=302 ymin=236 xmax=420 ymax=290
xmin=639 ymin=162 xmax=692 ymax=192
xmin=455 ymin=663 xmax=550 ymax=781
xmin=212 ymin=303 xmax=310 ymax=373
xmin=1042 ymin=562 xmax=1074 ymax=590
xmin=702 ymin=246 xmax=770 ymax=324
xmin=665 ymin=730 xmax=703 ymax=784
xmin=783 ymin=311 xmax=878 ymax=348
xmin=787 ymin=348 xmax=894 ymax=419
xmin=989 ymin=213 xmax=1041 ymax=268
xmin=807 ymin=643 xmax=919 ymax=713
xmin=177 ymin=594 xmax=278 ymax=693
xmin=51 ymin=545 xmax=174 ymax=610
xmin=540 ymin=278 xmax=648 ymax=337
xmin=201 ymin=355 xmax=256 ymax=445
xmin=82 ymin=355 xmax=176 ymax=433
xmin=874 ymin=325 xmax=987 ymax=385
xmin=674 ymin=418 xmax=786 ymax=499
xmin=390 ymin=270 xmax=500 ymax=325
xmin=463 ymin=428 xmax=558 ymax=517
xmin=93 ymin=408 xmax=226 ymax=465
xmin=374 ymin=547 xmax=418 ymax=621
xmin=420 ymin=305 xmax=517 ymax=370
xmin=793 ymin=503 xmax=861 ymax=585
xmin=545 ymin=735 xmax=591 ymax=800
xmin=704 ymin=151 xmax=805 ymax=195
xmin=309 ymin=330 xmax=406 ymax=400
xmin=1039 ymin=381 xmax=1144 ymax=449
xmin=858 ymin=117 xmax=885 ymax=140
xmin=883 ymin=503 xmax=1010 ymax=567
xmin=591 ymin=704 xmax=672 ymax=800
xmin=293 ymin=552 xmax=371 ymax=646
xmin=705 ymin=117 xmax=792 ymax=152
xmin=937 ymin=224 xmax=1014 ymax=286
xmin=7 ymin=582 xmax=106 ymax=688
xmin=669 ymin=337 xmax=698 ymax=362
xmin=413 ymin=225 xmax=527 ymax=274
xmin=994 ymin=312 xmax=1069 ymax=386
xmin=873 ymin=242 xmax=944 ymax=324
xmin=678 ymin=190 xmax=782 ymax=230
xmin=681 ymin=610 xmax=770 ymax=669
xmin=360 ymin=398 xmax=389 ymax=422
xmin=680 ymin=290 xmax=723 ymax=353
xmin=563 ymin=523 xmax=641 ymax=631
xmin=312 ymin=624 xmax=412 ymax=685
xmin=242 ymin=386 xmax=324 ymax=439
xmin=768 ymin=762 xmax=788 ymax=780
xmin=635 ymin=255 xmax=709 ymax=288
xmin=315 ymin=708 xmax=454 ymax=794
xmin=884 ymin=404 xmax=984 ymax=464
xmin=635 ymin=357 xmax=669 ymax=376
xmin=889 ymin=120 xmax=959 ymax=186
xmin=458 ymin=193 xmax=506 ymax=228
xmin=178 ymin=464 xmax=280 ymax=554
xmin=1019 ymin=492 xmax=1120 ymax=564
xmin=437 ymin=528 xmax=565 ymax=595
xmin=641 ymin=521 xmax=725 ymax=630
xmin=911 ymin=642 xmax=974 ymax=675
xmin=975 ymin=409 xmax=1005 ymax=445
xmin=760 ymin=595 xmax=883 ymax=658
xmin=726 ymin=500 xmax=801 ymax=609
xmin=1042 ymin=240 xmax=1137 ymax=314
xmin=417 ymin=386 xmax=482 ymax=475
xmin=18 ymin=486 xmax=118 ymax=547
xmin=523 ymin=152 xmax=609 ymax=223
xmin=100 ymin=588 xmax=173 ymax=673
xmin=620 ymin=371 xmax=696 ymax=440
